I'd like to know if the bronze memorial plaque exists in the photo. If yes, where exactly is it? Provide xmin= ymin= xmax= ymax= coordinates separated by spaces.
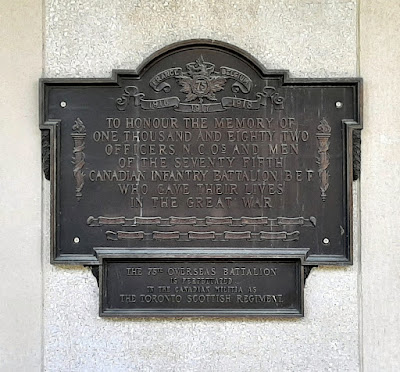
xmin=41 ymin=40 xmax=361 ymax=266
xmin=41 ymin=40 xmax=362 ymax=316
xmin=95 ymin=248 xmax=306 ymax=317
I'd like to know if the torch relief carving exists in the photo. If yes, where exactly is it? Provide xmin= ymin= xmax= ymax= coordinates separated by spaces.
xmin=316 ymin=118 xmax=331 ymax=201
xmin=71 ymin=118 xmax=86 ymax=200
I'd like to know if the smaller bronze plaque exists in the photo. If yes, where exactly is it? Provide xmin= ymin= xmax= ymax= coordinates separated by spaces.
xmin=96 ymin=248 xmax=306 ymax=317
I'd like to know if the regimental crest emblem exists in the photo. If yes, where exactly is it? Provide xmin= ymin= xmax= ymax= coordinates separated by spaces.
xmin=176 ymin=56 xmax=226 ymax=103
xmin=116 ymin=56 xmax=285 ymax=113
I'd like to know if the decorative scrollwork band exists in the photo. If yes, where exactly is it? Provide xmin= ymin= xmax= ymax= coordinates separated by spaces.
xmin=105 ymin=229 xmax=300 ymax=242
xmin=89 ymin=215 xmax=315 ymax=242
xmin=87 ymin=215 xmax=317 ymax=228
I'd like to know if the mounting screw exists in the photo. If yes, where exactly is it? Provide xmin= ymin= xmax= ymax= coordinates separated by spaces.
xmin=335 ymin=101 xmax=343 ymax=109
xmin=323 ymin=237 xmax=330 ymax=244
xmin=73 ymin=237 xmax=80 ymax=243
xmin=60 ymin=101 xmax=67 ymax=108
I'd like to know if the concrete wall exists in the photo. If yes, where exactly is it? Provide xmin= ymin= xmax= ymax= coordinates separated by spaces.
xmin=360 ymin=1 xmax=400 ymax=370
xmin=1 ymin=0 xmax=399 ymax=371
xmin=0 ymin=0 xmax=43 ymax=371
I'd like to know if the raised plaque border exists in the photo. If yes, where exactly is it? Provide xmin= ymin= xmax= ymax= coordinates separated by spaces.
xmin=95 ymin=247 xmax=308 ymax=317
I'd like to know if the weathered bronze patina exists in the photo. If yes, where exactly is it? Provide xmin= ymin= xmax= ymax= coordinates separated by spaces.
xmin=41 ymin=40 xmax=361 ymax=266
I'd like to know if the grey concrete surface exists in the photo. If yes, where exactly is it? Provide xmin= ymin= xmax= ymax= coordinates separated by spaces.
xmin=360 ymin=1 xmax=400 ymax=370
xmin=0 ymin=0 xmax=43 ymax=371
